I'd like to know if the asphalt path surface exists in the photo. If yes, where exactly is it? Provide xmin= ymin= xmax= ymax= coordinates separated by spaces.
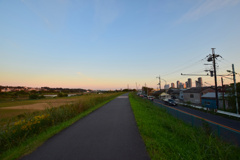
xmin=154 ymin=99 xmax=240 ymax=131
xmin=21 ymin=93 xmax=150 ymax=160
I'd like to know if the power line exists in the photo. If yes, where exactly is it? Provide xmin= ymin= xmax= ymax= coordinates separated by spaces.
xmin=161 ymin=59 xmax=204 ymax=76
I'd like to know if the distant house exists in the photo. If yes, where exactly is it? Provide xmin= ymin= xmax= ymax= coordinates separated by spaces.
xmin=152 ymin=90 xmax=165 ymax=98
xmin=183 ymin=87 xmax=214 ymax=104
xmin=202 ymin=92 xmax=232 ymax=110
xmin=167 ymin=88 xmax=180 ymax=99
xmin=1 ymin=87 xmax=13 ymax=92
xmin=159 ymin=92 xmax=171 ymax=100
xmin=179 ymin=89 xmax=187 ymax=100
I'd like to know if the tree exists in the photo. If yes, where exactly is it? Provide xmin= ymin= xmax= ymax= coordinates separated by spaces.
xmin=57 ymin=92 xmax=68 ymax=97
xmin=225 ymin=82 xmax=240 ymax=113
xmin=142 ymin=87 xmax=153 ymax=95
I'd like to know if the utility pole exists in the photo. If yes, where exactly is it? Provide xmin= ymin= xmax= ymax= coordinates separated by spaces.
xmin=212 ymin=48 xmax=219 ymax=111
xmin=232 ymin=64 xmax=239 ymax=114
xmin=212 ymin=48 xmax=218 ymax=109
xmin=207 ymin=48 xmax=221 ymax=111
xmin=156 ymin=75 xmax=161 ymax=90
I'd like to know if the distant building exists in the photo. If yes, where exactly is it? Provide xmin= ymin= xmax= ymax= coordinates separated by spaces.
xmin=176 ymin=81 xmax=180 ymax=88
xmin=159 ymin=92 xmax=171 ymax=100
xmin=195 ymin=81 xmax=199 ymax=87
xmin=171 ymin=83 xmax=175 ymax=88
xmin=164 ymin=84 xmax=170 ymax=89
xmin=167 ymin=88 xmax=180 ymax=99
xmin=188 ymin=78 xmax=192 ymax=88
xmin=195 ymin=77 xmax=203 ymax=87
xmin=198 ymin=77 xmax=202 ymax=87
xmin=179 ymin=89 xmax=187 ymax=100
xmin=202 ymin=92 xmax=232 ymax=110
xmin=185 ymin=81 xmax=188 ymax=88
xmin=183 ymin=87 xmax=214 ymax=104
xmin=183 ymin=83 xmax=186 ymax=88
xmin=179 ymin=82 xmax=184 ymax=89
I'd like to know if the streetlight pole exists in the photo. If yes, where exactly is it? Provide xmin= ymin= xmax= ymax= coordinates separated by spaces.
xmin=227 ymin=64 xmax=239 ymax=114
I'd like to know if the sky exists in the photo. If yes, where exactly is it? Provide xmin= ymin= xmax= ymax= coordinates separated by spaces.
xmin=1 ymin=0 xmax=240 ymax=90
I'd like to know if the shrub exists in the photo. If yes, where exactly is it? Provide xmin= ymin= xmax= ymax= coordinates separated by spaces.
xmin=29 ymin=94 xmax=39 ymax=99
xmin=57 ymin=92 xmax=68 ymax=97
xmin=29 ymin=94 xmax=45 ymax=100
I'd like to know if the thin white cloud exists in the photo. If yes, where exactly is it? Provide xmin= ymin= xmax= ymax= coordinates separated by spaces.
xmin=177 ymin=0 xmax=240 ymax=23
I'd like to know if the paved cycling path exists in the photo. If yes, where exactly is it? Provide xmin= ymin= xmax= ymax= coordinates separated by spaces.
xmin=21 ymin=93 xmax=150 ymax=160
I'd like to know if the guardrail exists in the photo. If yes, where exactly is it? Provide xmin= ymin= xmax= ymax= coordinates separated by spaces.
xmin=178 ymin=102 xmax=240 ymax=118
xmin=154 ymin=101 xmax=240 ymax=146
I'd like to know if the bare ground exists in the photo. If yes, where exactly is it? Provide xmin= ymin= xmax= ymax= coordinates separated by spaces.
xmin=0 ymin=99 xmax=79 ymax=119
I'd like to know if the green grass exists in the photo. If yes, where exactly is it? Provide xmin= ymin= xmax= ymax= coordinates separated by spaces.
xmin=129 ymin=93 xmax=240 ymax=160
xmin=0 ymin=100 xmax=41 ymax=108
xmin=0 ymin=93 xmax=122 ymax=160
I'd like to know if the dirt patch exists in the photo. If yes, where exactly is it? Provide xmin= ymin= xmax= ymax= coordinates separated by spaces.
xmin=0 ymin=101 xmax=76 ymax=111
xmin=0 ymin=98 xmax=80 ymax=120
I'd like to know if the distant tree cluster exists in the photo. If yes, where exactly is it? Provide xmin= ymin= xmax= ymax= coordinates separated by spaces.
xmin=57 ymin=92 xmax=68 ymax=97
xmin=225 ymin=82 xmax=240 ymax=113
xmin=29 ymin=94 xmax=45 ymax=100
xmin=41 ymin=87 xmax=87 ymax=93
xmin=122 ymin=89 xmax=137 ymax=92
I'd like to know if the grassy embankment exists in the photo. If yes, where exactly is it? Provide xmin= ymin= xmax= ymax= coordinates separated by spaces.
xmin=129 ymin=93 xmax=240 ymax=160
xmin=0 ymin=92 xmax=123 ymax=160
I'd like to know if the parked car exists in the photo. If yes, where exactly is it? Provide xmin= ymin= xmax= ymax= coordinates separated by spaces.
xmin=147 ymin=96 xmax=155 ymax=101
xmin=164 ymin=99 xmax=177 ymax=106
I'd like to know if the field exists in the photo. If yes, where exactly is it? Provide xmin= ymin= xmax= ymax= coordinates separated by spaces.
xmin=129 ymin=93 xmax=240 ymax=160
xmin=0 ymin=97 xmax=82 ymax=120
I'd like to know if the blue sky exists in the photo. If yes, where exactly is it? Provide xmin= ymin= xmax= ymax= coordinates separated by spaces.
xmin=1 ymin=0 xmax=240 ymax=90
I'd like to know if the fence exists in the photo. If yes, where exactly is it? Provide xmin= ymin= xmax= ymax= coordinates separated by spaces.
xmin=154 ymin=102 xmax=240 ymax=146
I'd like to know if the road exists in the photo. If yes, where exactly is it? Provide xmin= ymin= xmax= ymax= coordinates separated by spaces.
xmin=154 ymin=99 xmax=240 ymax=131
xmin=21 ymin=93 xmax=150 ymax=160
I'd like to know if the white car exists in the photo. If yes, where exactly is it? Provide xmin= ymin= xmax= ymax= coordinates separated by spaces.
xmin=147 ymin=96 xmax=155 ymax=101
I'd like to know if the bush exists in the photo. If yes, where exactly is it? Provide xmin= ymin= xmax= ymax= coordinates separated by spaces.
xmin=29 ymin=94 xmax=45 ymax=100
xmin=29 ymin=94 xmax=39 ymax=99
xmin=57 ymin=92 xmax=68 ymax=97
